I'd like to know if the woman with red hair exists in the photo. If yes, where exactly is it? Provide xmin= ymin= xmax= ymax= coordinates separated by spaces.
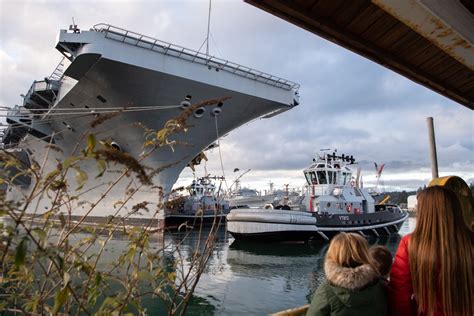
xmin=389 ymin=186 xmax=473 ymax=315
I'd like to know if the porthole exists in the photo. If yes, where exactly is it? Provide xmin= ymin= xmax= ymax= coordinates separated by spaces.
xmin=211 ymin=108 xmax=222 ymax=116
xmin=180 ymin=101 xmax=191 ymax=109
xmin=193 ymin=107 xmax=206 ymax=118
xmin=110 ymin=141 xmax=122 ymax=151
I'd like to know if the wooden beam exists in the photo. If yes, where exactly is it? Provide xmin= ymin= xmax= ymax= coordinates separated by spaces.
xmin=245 ymin=0 xmax=473 ymax=109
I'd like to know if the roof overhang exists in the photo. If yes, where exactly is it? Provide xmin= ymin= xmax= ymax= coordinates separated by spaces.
xmin=245 ymin=0 xmax=474 ymax=110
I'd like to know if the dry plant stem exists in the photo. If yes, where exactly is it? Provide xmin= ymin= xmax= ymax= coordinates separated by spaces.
xmin=6 ymin=209 xmax=89 ymax=315
xmin=116 ymin=244 xmax=144 ymax=315
xmin=106 ymin=208 xmax=163 ymax=278
xmin=37 ymin=132 xmax=88 ymax=298
xmin=30 ymin=129 xmax=68 ymax=214
xmin=70 ymin=134 xmax=173 ymax=262
xmin=2 ymin=97 xmax=230 ymax=314
xmin=75 ymin=163 xmax=167 ymax=309
xmin=60 ymin=128 xmax=159 ymax=244
xmin=171 ymin=215 xmax=223 ymax=315
xmin=169 ymin=219 xmax=204 ymax=310
xmin=75 ymin=182 xmax=145 ymax=308
xmin=70 ymin=173 xmax=155 ymax=295
xmin=59 ymin=168 xmax=130 ymax=245
xmin=179 ymin=217 xmax=221 ymax=315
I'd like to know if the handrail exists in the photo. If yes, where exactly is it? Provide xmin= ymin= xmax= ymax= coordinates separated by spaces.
xmin=48 ymin=56 xmax=66 ymax=81
xmin=92 ymin=23 xmax=300 ymax=91
xmin=269 ymin=304 xmax=310 ymax=316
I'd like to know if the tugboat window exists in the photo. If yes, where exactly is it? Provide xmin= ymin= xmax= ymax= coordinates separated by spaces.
xmin=306 ymin=172 xmax=318 ymax=185
xmin=328 ymin=172 xmax=333 ymax=184
xmin=342 ymin=172 xmax=349 ymax=185
xmin=317 ymin=171 xmax=327 ymax=184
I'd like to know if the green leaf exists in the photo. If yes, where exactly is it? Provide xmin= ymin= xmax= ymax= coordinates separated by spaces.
xmin=32 ymin=227 xmax=47 ymax=243
xmin=87 ymin=134 xmax=96 ymax=152
xmin=24 ymin=294 xmax=41 ymax=313
xmin=96 ymin=159 xmax=107 ymax=178
xmin=99 ymin=296 xmax=120 ymax=311
xmin=74 ymin=167 xmax=88 ymax=190
xmin=143 ymin=140 xmax=156 ymax=148
xmin=63 ymin=272 xmax=71 ymax=287
xmin=45 ymin=169 xmax=60 ymax=181
xmin=14 ymin=237 xmax=28 ymax=268
xmin=52 ymin=287 xmax=69 ymax=316
xmin=59 ymin=213 xmax=66 ymax=227
xmin=62 ymin=156 xmax=80 ymax=169
xmin=56 ymin=254 xmax=64 ymax=270
xmin=94 ymin=272 xmax=102 ymax=286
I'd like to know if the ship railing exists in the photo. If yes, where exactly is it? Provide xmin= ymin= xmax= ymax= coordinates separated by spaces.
xmin=19 ymin=57 xmax=65 ymax=108
xmin=5 ymin=106 xmax=33 ymax=128
xmin=48 ymin=56 xmax=67 ymax=81
xmin=6 ymin=105 xmax=31 ymax=119
xmin=92 ymin=23 xmax=300 ymax=91
xmin=23 ymin=79 xmax=60 ymax=109
xmin=306 ymin=185 xmax=331 ymax=197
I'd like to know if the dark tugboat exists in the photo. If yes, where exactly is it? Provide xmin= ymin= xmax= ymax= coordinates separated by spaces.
xmin=165 ymin=176 xmax=230 ymax=227
xmin=226 ymin=151 xmax=408 ymax=242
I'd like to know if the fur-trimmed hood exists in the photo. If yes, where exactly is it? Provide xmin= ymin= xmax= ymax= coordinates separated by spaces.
xmin=324 ymin=259 xmax=379 ymax=290
xmin=307 ymin=260 xmax=388 ymax=316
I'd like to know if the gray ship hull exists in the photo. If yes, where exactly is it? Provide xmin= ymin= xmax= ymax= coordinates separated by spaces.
xmin=2 ymin=24 xmax=299 ymax=228
xmin=226 ymin=208 xmax=409 ymax=242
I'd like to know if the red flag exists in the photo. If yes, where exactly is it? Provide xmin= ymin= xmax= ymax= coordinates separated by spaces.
xmin=378 ymin=163 xmax=385 ymax=176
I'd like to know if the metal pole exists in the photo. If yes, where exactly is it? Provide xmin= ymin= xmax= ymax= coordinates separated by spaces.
xmin=426 ymin=117 xmax=439 ymax=179
xmin=206 ymin=0 xmax=212 ymax=57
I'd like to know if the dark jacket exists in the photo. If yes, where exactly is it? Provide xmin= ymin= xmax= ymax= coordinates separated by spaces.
xmin=307 ymin=259 xmax=388 ymax=316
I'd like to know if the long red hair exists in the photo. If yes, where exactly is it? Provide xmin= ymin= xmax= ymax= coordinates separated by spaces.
xmin=409 ymin=186 xmax=474 ymax=315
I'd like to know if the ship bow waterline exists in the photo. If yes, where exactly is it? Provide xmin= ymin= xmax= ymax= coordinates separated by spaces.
xmin=2 ymin=24 xmax=300 ymax=226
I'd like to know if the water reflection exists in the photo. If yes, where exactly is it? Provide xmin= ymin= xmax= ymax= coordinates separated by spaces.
xmin=168 ymin=217 xmax=416 ymax=315
xmin=83 ymin=217 xmax=416 ymax=315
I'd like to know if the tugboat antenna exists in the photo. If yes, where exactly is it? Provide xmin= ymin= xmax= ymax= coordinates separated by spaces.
xmin=206 ymin=0 xmax=212 ymax=57
xmin=69 ymin=17 xmax=79 ymax=33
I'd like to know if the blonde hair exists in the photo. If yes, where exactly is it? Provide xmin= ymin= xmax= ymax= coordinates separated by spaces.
xmin=326 ymin=232 xmax=377 ymax=272
xmin=409 ymin=186 xmax=474 ymax=316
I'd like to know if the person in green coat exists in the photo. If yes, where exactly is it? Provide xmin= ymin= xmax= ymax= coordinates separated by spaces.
xmin=307 ymin=233 xmax=388 ymax=316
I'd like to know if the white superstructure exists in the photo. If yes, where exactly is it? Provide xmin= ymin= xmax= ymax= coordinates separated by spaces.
xmin=1 ymin=24 xmax=299 ymax=227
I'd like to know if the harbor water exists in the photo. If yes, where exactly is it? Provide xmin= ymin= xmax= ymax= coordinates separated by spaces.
xmin=140 ymin=217 xmax=416 ymax=315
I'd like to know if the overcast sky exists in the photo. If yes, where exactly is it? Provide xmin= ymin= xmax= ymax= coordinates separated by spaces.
xmin=1 ymin=0 xmax=473 ymax=193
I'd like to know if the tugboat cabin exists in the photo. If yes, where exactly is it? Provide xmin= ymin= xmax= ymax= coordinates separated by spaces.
xmin=302 ymin=153 xmax=375 ymax=215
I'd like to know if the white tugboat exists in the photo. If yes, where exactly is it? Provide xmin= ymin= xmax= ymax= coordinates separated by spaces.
xmin=226 ymin=151 xmax=408 ymax=242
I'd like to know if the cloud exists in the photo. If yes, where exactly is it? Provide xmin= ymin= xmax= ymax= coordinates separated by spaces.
xmin=1 ymin=0 xmax=473 ymax=192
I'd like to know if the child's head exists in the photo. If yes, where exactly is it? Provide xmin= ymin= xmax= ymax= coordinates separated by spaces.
xmin=369 ymin=245 xmax=393 ymax=277
xmin=326 ymin=232 xmax=372 ymax=268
